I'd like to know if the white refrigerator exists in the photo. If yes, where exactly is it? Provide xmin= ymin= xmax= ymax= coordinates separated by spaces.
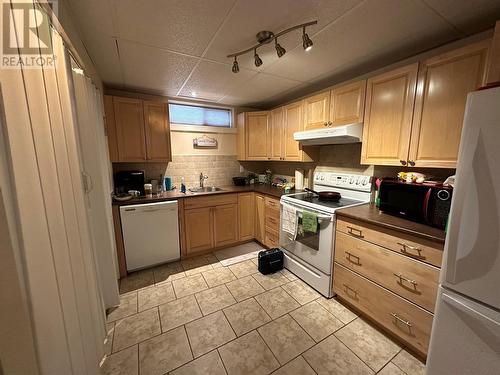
xmin=427 ymin=86 xmax=500 ymax=374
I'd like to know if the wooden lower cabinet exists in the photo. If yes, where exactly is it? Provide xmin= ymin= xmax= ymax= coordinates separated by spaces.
xmin=238 ymin=193 xmax=254 ymax=241
xmin=334 ymin=263 xmax=433 ymax=356
xmin=213 ymin=204 xmax=238 ymax=247
xmin=184 ymin=207 xmax=213 ymax=255
xmin=255 ymin=194 xmax=266 ymax=244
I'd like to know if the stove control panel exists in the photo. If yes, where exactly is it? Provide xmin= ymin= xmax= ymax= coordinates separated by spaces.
xmin=314 ymin=172 xmax=372 ymax=192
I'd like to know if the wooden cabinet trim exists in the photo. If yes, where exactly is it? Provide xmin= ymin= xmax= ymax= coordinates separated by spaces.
xmin=143 ymin=101 xmax=172 ymax=162
xmin=245 ymin=111 xmax=270 ymax=160
xmin=238 ymin=193 xmax=255 ymax=241
xmin=113 ymin=96 xmax=147 ymax=162
xmin=269 ymin=107 xmax=284 ymax=160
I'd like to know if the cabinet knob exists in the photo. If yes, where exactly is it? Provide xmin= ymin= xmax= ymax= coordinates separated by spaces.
xmin=328 ymin=121 xmax=333 ymax=126
xmin=400 ymin=160 xmax=407 ymax=166
xmin=324 ymin=122 xmax=328 ymax=127
xmin=408 ymin=160 xmax=415 ymax=166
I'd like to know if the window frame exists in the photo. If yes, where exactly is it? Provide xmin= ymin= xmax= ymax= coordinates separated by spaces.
xmin=168 ymin=100 xmax=234 ymax=132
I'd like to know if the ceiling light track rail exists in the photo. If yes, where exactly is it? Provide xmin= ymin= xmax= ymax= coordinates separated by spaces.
xmin=228 ymin=20 xmax=317 ymax=73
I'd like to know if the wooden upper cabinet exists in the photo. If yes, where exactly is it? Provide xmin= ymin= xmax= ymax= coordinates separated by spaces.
xmin=408 ymin=41 xmax=490 ymax=168
xmin=269 ymin=107 xmax=284 ymax=160
xmin=361 ymin=63 xmax=418 ymax=166
xmin=144 ymin=101 xmax=172 ymax=162
xmin=283 ymin=101 xmax=304 ymax=161
xmin=113 ymin=97 xmax=147 ymax=162
xmin=246 ymin=111 xmax=269 ymax=160
xmin=236 ymin=112 xmax=246 ymax=161
xmin=304 ymin=91 xmax=330 ymax=130
xmin=330 ymin=80 xmax=366 ymax=126
xmin=213 ymin=204 xmax=239 ymax=247
xmin=103 ymin=95 xmax=119 ymax=162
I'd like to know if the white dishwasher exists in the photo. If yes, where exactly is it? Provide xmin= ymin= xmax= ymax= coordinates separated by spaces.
xmin=120 ymin=200 xmax=180 ymax=271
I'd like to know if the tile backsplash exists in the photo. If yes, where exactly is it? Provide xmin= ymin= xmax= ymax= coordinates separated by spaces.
xmin=113 ymin=155 xmax=244 ymax=189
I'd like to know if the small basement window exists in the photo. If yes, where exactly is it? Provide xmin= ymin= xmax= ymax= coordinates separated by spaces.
xmin=169 ymin=103 xmax=232 ymax=128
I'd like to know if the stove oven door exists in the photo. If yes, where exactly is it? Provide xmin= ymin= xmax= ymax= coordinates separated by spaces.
xmin=279 ymin=205 xmax=334 ymax=275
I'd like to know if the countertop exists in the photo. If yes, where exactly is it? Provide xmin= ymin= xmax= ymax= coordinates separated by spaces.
xmin=336 ymin=203 xmax=446 ymax=243
xmin=112 ymin=184 xmax=294 ymax=206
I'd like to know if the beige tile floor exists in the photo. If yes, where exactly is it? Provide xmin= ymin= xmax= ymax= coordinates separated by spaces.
xmin=102 ymin=242 xmax=426 ymax=375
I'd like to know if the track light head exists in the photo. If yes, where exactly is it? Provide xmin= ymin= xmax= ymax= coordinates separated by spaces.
xmin=254 ymin=49 xmax=263 ymax=67
xmin=302 ymin=27 xmax=313 ymax=51
xmin=275 ymin=39 xmax=286 ymax=58
xmin=232 ymin=57 xmax=239 ymax=73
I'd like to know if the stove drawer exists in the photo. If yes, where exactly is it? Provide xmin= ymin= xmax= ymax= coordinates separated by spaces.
xmin=334 ymin=263 xmax=433 ymax=356
xmin=335 ymin=231 xmax=439 ymax=312
xmin=336 ymin=217 xmax=443 ymax=267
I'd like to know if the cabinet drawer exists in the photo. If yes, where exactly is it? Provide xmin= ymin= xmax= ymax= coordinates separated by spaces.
xmin=265 ymin=229 xmax=279 ymax=248
xmin=265 ymin=213 xmax=280 ymax=232
xmin=335 ymin=231 xmax=439 ymax=312
xmin=184 ymin=193 xmax=237 ymax=209
xmin=336 ymin=217 xmax=443 ymax=267
xmin=334 ymin=263 xmax=433 ymax=356
xmin=265 ymin=196 xmax=280 ymax=210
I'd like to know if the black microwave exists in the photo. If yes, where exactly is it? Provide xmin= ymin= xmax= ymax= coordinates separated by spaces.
xmin=378 ymin=179 xmax=453 ymax=229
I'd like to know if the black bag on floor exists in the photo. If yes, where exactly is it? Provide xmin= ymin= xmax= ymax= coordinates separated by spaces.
xmin=258 ymin=248 xmax=284 ymax=275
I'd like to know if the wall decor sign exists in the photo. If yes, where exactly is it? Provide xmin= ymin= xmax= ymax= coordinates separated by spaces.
xmin=193 ymin=134 xmax=218 ymax=149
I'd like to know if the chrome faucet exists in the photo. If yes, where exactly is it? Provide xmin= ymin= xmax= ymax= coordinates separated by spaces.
xmin=199 ymin=172 xmax=208 ymax=188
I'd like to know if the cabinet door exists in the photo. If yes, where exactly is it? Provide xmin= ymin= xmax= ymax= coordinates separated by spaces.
xmin=144 ymin=101 xmax=172 ymax=162
xmin=304 ymin=92 xmax=330 ymax=130
xmin=184 ymin=207 xmax=214 ymax=254
xmin=214 ymin=204 xmax=239 ymax=247
xmin=236 ymin=112 xmax=246 ymax=161
xmin=246 ymin=111 xmax=269 ymax=160
xmin=254 ymin=194 xmax=266 ymax=243
xmin=113 ymin=97 xmax=147 ymax=162
xmin=330 ymin=80 xmax=366 ymax=126
xmin=361 ymin=63 xmax=418 ymax=166
xmin=283 ymin=101 xmax=304 ymax=161
xmin=238 ymin=193 xmax=255 ymax=241
xmin=409 ymin=41 xmax=490 ymax=168
xmin=103 ymin=95 xmax=119 ymax=162
xmin=269 ymin=107 xmax=284 ymax=160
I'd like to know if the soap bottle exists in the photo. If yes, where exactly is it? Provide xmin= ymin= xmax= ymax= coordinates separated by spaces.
xmin=180 ymin=177 xmax=186 ymax=193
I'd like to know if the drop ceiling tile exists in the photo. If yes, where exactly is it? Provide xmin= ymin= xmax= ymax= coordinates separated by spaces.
xmin=66 ymin=0 xmax=115 ymax=35
xmin=219 ymin=73 xmax=302 ymax=107
xmin=204 ymin=0 xmax=364 ymax=70
xmin=112 ymin=0 xmax=236 ymax=56
xmin=85 ymin=36 xmax=123 ymax=86
xmin=179 ymin=60 xmax=257 ymax=101
xmin=119 ymin=40 xmax=199 ymax=96
xmin=423 ymin=0 xmax=500 ymax=34
xmin=263 ymin=0 xmax=459 ymax=83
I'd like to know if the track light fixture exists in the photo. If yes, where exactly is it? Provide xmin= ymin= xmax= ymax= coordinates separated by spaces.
xmin=254 ymin=49 xmax=263 ymax=67
xmin=275 ymin=38 xmax=286 ymax=58
xmin=302 ymin=27 xmax=313 ymax=51
xmin=227 ymin=20 xmax=317 ymax=72
xmin=232 ymin=57 xmax=239 ymax=73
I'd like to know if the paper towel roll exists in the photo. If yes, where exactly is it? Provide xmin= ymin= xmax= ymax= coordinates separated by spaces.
xmin=295 ymin=169 xmax=304 ymax=190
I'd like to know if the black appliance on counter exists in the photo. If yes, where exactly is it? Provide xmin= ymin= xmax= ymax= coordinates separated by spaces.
xmin=114 ymin=170 xmax=145 ymax=195
xmin=378 ymin=179 xmax=453 ymax=230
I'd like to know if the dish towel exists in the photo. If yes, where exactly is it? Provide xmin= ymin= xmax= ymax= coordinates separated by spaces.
xmin=302 ymin=211 xmax=318 ymax=233
xmin=281 ymin=203 xmax=298 ymax=239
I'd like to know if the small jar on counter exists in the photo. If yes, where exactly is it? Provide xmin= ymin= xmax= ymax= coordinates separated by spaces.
xmin=144 ymin=183 xmax=153 ymax=198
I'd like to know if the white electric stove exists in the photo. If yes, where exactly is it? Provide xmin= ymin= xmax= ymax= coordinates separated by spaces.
xmin=280 ymin=172 xmax=372 ymax=297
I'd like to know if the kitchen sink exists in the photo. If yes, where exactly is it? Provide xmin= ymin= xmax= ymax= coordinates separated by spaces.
xmin=189 ymin=186 xmax=224 ymax=193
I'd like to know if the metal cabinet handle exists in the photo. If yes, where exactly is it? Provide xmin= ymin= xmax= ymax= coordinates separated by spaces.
xmin=346 ymin=226 xmax=364 ymax=238
xmin=397 ymin=242 xmax=425 ymax=259
xmin=345 ymin=251 xmax=361 ymax=265
xmin=324 ymin=122 xmax=328 ymax=127
xmin=391 ymin=313 xmax=412 ymax=327
xmin=408 ymin=160 xmax=415 ymax=166
xmin=394 ymin=273 xmax=418 ymax=287
xmin=400 ymin=160 xmax=407 ymax=166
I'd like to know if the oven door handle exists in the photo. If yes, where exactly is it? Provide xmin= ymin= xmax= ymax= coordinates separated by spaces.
xmin=295 ymin=211 xmax=332 ymax=222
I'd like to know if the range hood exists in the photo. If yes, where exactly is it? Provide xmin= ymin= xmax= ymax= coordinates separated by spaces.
xmin=294 ymin=123 xmax=363 ymax=145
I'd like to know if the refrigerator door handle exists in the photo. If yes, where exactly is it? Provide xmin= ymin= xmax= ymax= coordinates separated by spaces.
xmin=442 ymin=292 xmax=500 ymax=329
